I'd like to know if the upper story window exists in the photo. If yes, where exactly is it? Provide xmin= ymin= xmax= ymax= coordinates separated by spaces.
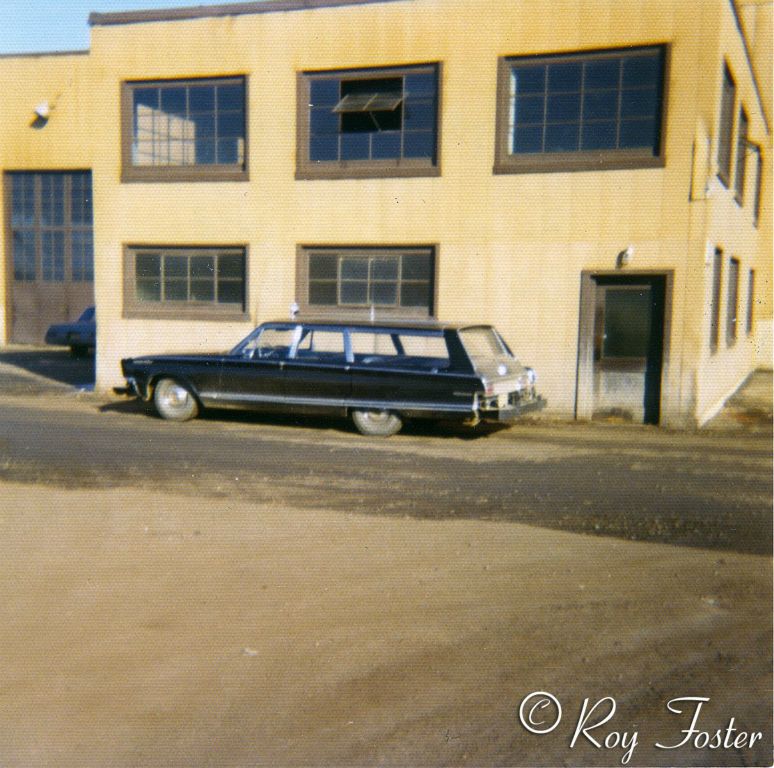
xmin=717 ymin=64 xmax=736 ymax=186
xmin=495 ymin=45 xmax=667 ymax=174
xmin=122 ymin=77 xmax=247 ymax=182
xmin=734 ymin=108 xmax=749 ymax=204
xmin=297 ymin=64 xmax=440 ymax=179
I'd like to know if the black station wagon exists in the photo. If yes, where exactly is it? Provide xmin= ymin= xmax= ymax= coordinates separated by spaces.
xmin=120 ymin=320 xmax=545 ymax=436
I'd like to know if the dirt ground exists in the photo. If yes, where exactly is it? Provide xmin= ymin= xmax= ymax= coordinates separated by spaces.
xmin=0 ymin=480 xmax=770 ymax=768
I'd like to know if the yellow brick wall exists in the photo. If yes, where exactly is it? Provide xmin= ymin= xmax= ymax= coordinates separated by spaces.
xmin=1 ymin=0 xmax=769 ymax=425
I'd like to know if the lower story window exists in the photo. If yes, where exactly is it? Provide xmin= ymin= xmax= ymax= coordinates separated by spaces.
xmin=124 ymin=246 xmax=247 ymax=319
xmin=298 ymin=247 xmax=435 ymax=317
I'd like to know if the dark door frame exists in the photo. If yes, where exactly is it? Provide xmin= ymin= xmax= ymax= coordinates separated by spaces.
xmin=576 ymin=270 xmax=673 ymax=425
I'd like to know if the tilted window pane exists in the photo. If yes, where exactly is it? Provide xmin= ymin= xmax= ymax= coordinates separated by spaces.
xmin=305 ymin=65 xmax=438 ymax=167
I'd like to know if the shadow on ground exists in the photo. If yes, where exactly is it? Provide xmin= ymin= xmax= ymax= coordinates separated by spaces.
xmin=99 ymin=396 xmax=507 ymax=440
xmin=0 ymin=348 xmax=95 ymax=390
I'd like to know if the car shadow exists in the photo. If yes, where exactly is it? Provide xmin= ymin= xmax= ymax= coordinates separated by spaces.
xmin=100 ymin=396 xmax=504 ymax=440
xmin=0 ymin=349 xmax=95 ymax=388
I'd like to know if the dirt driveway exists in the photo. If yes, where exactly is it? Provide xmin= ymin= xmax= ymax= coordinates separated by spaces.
xmin=0 ymin=367 xmax=771 ymax=767
xmin=0 ymin=482 xmax=771 ymax=768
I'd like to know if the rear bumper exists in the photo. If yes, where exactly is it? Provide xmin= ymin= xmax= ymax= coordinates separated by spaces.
xmin=484 ymin=395 xmax=547 ymax=423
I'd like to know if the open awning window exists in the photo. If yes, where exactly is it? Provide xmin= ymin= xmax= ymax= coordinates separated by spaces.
xmin=333 ymin=92 xmax=403 ymax=113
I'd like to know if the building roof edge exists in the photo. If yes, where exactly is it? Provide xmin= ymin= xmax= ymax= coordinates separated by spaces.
xmin=0 ymin=49 xmax=90 ymax=59
xmin=729 ymin=0 xmax=770 ymax=135
xmin=89 ymin=0 xmax=411 ymax=27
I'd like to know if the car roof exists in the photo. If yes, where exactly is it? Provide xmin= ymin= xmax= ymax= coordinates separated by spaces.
xmin=263 ymin=318 xmax=491 ymax=332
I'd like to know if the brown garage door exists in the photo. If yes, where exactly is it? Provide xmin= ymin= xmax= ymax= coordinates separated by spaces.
xmin=6 ymin=171 xmax=94 ymax=344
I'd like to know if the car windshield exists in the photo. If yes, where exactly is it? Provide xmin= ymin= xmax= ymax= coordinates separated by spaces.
xmin=459 ymin=327 xmax=508 ymax=359
xmin=78 ymin=307 xmax=95 ymax=322
xmin=230 ymin=325 xmax=298 ymax=357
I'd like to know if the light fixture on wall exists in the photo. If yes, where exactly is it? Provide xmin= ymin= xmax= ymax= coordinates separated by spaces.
xmin=30 ymin=94 xmax=60 ymax=128
xmin=33 ymin=101 xmax=51 ymax=120
xmin=616 ymin=244 xmax=634 ymax=269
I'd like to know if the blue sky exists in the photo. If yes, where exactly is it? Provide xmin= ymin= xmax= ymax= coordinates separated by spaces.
xmin=0 ymin=0 xmax=259 ymax=54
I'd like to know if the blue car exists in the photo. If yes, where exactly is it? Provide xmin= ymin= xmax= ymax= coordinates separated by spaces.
xmin=44 ymin=306 xmax=96 ymax=357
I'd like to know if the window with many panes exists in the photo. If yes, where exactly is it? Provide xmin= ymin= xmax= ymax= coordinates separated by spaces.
xmin=122 ymin=77 xmax=247 ymax=181
xmin=124 ymin=247 xmax=247 ymax=319
xmin=734 ymin=108 xmax=749 ymax=203
xmin=717 ymin=65 xmax=736 ymax=186
xmin=495 ymin=46 xmax=667 ymax=173
xmin=726 ymin=257 xmax=740 ymax=345
xmin=297 ymin=65 xmax=440 ymax=179
xmin=710 ymin=248 xmax=723 ymax=353
xmin=8 ymin=171 xmax=93 ymax=283
xmin=753 ymin=152 xmax=763 ymax=227
xmin=746 ymin=269 xmax=755 ymax=336
xmin=297 ymin=247 xmax=435 ymax=317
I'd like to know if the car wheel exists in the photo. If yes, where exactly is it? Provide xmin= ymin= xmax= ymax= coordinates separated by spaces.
xmin=351 ymin=409 xmax=403 ymax=437
xmin=69 ymin=345 xmax=88 ymax=358
xmin=153 ymin=378 xmax=199 ymax=422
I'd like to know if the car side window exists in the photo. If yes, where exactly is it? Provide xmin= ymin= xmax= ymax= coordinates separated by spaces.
xmin=351 ymin=330 xmax=449 ymax=370
xmin=243 ymin=328 xmax=295 ymax=360
xmin=293 ymin=330 xmax=347 ymax=363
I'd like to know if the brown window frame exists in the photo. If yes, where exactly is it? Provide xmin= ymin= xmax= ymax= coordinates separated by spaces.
xmin=726 ymin=257 xmax=740 ymax=346
xmin=296 ymin=246 xmax=437 ymax=319
xmin=494 ymin=45 xmax=669 ymax=175
xmin=717 ymin=64 xmax=736 ymax=187
xmin=296 ymin=64 xmax=442 ymax=180
xmin=734 ymin=107 xmax=749 ymax=204
xmin=746 ymin=268 xmax=755 ymax=336
xmin=710 ymin=248 xmax=723 ymax=353
xmin=121 ymin=76 xmax=249 ymax=183
xmin=123 ymin=245 xmax=249 ymax=320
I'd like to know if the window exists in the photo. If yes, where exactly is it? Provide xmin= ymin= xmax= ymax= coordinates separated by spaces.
xmin=746 ymin=269 xmax=755 ymax=335
xmin=8 ymin=171 xmax=93 ymax=283
xmin=495 ymin=45 xmax=667 ymax=173
xmin=710 ymin=248 xmax=723 ymax=352
xmin=726 ymin=257 xmax=739 ymax=345
xmin=350 ymin=329 xmax=449 ymax=370
xmin=717 ymin=65 xmax=736 ymax=186
xmin=124 ymin=246 xmax=247 ymax=319
xmin=753 ymin=151 xmax=763 ymax=227
xmin=297 ymin=64 xmax=440 ymax=179
xmin=297 ymin=247 xmax=435 ymax=317
xmin=122 ymin=77 xmax=247 ymax=182
xmin=734 ymin=108 xmax=749 ymax=203
xmin=295 ymin=329 xmax=347 ymax=363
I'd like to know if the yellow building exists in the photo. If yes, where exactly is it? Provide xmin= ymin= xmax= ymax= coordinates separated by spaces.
xmin=0 ymin=0 xmax=770 ymax=427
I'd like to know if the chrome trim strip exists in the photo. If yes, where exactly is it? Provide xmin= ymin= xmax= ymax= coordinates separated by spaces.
xmin=199 ymin=390 xmax=473 ymax=413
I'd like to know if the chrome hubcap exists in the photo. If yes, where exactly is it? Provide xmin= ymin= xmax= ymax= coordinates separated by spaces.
xmin=162 ymin=384 xmax=189 ymax=409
